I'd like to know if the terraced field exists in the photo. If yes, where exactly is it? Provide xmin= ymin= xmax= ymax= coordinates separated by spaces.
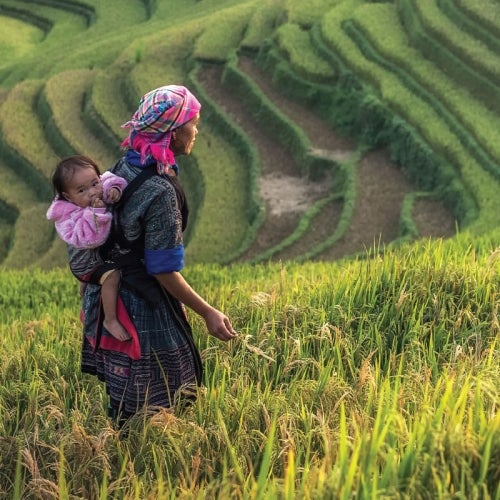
xmin=0 ymin=0 xmax=498 ymax=269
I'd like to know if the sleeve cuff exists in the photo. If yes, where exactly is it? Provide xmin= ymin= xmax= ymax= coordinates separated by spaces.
xmin=145 ymin=246 xmax=185 ymax=274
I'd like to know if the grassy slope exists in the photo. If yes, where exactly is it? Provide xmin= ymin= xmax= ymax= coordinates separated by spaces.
xmin=0 ymin=16 xmax=44 ymax=63
xmin=1 ymin=233 xmax=500 ymax=496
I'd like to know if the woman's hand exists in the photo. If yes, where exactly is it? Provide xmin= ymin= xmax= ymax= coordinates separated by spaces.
xmin=154 ymin=271 xmax=238 ymax=342
xmin=203 ymin=307 xmax=238 ymax=342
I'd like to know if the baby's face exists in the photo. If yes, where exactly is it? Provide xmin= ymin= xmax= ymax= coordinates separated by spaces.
xmin=63 ymin=166 xmax=103 ymax=208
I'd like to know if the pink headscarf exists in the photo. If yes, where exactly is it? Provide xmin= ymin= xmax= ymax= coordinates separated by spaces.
xmin=121 ymin=85 xmax=201 ymax=166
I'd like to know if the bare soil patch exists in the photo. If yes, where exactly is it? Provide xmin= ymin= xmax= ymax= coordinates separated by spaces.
xmin=316 ymin=150 xmax=413 ymax=260
xmin=413 ymin=199 xmax=458 ymax=238
xmin=259 ymin=173 xmax=329 ymax=216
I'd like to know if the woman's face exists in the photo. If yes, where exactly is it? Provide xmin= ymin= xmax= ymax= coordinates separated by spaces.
xmin=171 ymin=113 xmax=200 ymax=156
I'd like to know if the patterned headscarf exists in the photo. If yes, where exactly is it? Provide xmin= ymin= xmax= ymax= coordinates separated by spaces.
xmin=121 ymin=85 xmax=201 ymax=167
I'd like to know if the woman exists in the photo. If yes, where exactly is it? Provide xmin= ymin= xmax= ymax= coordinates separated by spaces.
xmin=77 ymin=85 xmax=237 ymax=424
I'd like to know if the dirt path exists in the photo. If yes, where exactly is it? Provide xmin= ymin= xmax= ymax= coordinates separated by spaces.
xmin=197 ymin=56 xmax=457 ymax=262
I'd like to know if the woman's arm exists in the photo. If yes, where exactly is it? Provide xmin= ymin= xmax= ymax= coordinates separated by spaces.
xmin=154 ymin=271 xmax=237 ymax=342
xmin=142 ymin=181 xmax=236 ymax=341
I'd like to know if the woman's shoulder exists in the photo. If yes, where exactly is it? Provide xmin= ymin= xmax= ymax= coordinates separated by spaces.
xmin=112 ymin=159 xmax=175 ymax=193
xmin=113 ymin=162 xmax=176 ymax=217
xmin=136 ymin=175 xmax=177 ymax=209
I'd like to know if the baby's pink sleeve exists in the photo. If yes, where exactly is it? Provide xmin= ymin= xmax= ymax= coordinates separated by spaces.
xmin=101 ymin=171 xmax=128 ymax=203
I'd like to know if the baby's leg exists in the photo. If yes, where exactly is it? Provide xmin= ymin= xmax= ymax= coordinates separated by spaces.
xmin=101 ymin=270 xmax=131 ymax=341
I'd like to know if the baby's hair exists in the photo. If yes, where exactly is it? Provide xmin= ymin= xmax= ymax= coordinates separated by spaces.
xmin=51 ymin=155 xmax=101 ymax=199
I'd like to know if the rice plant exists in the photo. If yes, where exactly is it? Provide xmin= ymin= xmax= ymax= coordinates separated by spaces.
xmin=1 ymin=235 xmax=499 ymax=497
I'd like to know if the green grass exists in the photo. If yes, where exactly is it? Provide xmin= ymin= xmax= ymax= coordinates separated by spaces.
xmin=43 ymin=68 xmax=116 ymax=167
xmin=397 ymin=0 xmax=500 ymax=116
xmin=438 ymin=0 xmax=500 ymax=53
xmin=455 ymin=0 xmax=500 ymax=36
xmin=192 ymin=3 xmax=256 ymax=63
xmin=186 ymin=130 xmax=251 ymax=263
xmin=407 ymin=0 xmax=500 ymax=84
xmin=0 ymin=79 xmax=59 ymax=181
xmin=274 ymin=22 xmax=335 ymax=82
xmin=0 ymin=15 xmax=44 ymax=64
xmin=1 ymin=204 xmax=56 ymax=269
xmin=350 ymin=2 xmax=500 ymax=165
xmin=0 ymin=1 xmax=149 ymax=86
xmin=1 ymin=234 xmax=500 ymax=497
xmin=0 ymin=0 xmax=88 ymax=42
xmin=124 ymin=22 xmax=202 ymax=104
xmin=284 ymin=0 xmax=340 ymax=26
xmin=240 ymin=0 xmax=286 ymax=51
xmin=0 ymin=219 xmax=13 ymax=262
xmin=79 ymin=0 xmax=147 ymax=30
xmin=86 ymin=63 xmax=133 ymax=146
xmin=0 ymin=159 xmax=39 ymax=207
xmin=1 ymin=0 xmax=500 ymax=496
xmin=1 ymin=0 xmax=500 ymax=266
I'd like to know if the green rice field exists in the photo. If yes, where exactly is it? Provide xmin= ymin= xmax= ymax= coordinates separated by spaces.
xmin=1 ymin=0 xmax=500 ymax=497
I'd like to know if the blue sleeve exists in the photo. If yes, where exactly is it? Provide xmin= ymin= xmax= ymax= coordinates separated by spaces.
xmin=145 ymin=246 xmax=184 ymax=274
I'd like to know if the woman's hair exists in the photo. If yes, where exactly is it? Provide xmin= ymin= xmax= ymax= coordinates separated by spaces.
xmin=51 ymin=155 xmax=101 ymax=199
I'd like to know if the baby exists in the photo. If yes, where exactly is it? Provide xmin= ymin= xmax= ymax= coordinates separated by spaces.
xmin=47 ymin=155 xmax=130 ymax=342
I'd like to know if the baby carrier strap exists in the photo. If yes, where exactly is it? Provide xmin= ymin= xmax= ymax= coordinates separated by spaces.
xmin=99 ymin=164 xmax=160 ymax=303
xmin=106 ymin=164 xmax=157 ymax=254
xmin=118 ymin=164 xmax=157 ymax=208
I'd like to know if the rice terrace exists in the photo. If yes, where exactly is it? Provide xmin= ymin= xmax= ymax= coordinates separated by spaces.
xmin=1 ymin=0 xmax=500 ymax=497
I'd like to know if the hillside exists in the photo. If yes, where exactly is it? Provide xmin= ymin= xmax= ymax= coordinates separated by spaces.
xmin=1 ymin=0 xmax=499 ymax=268
xmin=2 ymin=2 xmax=500 ymax=496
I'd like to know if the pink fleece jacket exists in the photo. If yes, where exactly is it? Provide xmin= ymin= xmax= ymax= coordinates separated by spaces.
xmin=46 ymin=171 xmax=127 ymax=249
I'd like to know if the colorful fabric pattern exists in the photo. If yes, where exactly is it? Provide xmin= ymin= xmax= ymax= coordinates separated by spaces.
xmin=121 ymin=85 xmax=201 ymax=167
xmin=81 ymin=283 xmax=201 ymax=416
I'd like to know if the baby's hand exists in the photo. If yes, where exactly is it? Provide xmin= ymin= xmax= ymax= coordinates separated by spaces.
xmin=92 ymin=198 xmax=106 ymax=208
xmin=106 ymin=187 xmax=122 ymax=204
